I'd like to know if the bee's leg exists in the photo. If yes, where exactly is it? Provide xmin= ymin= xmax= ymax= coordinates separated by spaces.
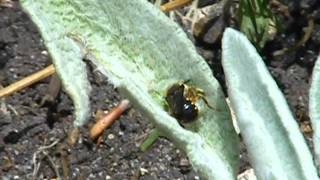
xmin=183 ymin=79 xmax=191 ymax=84
xmin=201 ymin=97 xmax=220 ymax=111
xmin=195 ymin=88 xmax=205 ymax=97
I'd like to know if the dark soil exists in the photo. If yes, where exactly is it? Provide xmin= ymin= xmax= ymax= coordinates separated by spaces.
xmin=0 ymin=0 xmax=319 ymax=180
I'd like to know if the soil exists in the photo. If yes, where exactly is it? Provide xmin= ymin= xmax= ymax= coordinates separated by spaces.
xmin=0 ymin=1 xmax=319 ymax=180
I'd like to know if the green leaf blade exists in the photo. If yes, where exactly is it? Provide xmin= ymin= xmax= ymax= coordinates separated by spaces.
xmin=222 ymin=28 xmax=318 ymax=180
xmin=20 ymin=0 xmax=92 ymax=127
xmin=309 ymin=54 xmax=320 ymax=173
xmin=20 ymin=0 xmax=240 ymax=179
xmin=48 ymin=38 xmax=91 ymax=127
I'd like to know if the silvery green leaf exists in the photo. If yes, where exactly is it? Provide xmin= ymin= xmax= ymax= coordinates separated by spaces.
xmin=20 ymin=0 xmax=91 ymax=127
xmin=222 ymin=28 xmax=318 ymax=180
xmin=309 ymin=54 xmax=320 ymax=173
xmin=20 ymin=0 xmax=239 ymax=179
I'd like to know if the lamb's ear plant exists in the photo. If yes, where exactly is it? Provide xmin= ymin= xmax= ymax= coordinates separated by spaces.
xmin=222 ymin=28 xmax=319 ymax=180
xmin=20 ymin=0 xmax=239 ymax=179
xmin=309 ymin=54 xmax=320 ymax=173
xmin=19 ymin=0 xmax=320 ymax=179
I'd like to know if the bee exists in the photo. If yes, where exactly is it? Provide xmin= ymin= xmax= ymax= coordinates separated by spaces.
xmin=165 ymin=82 xmax=214 ymax=123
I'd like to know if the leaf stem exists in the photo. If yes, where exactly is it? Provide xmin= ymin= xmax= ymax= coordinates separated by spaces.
xmin=140 ymin=128 xmax=161 ymax=151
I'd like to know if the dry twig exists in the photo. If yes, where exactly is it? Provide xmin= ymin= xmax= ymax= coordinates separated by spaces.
xmin=160 ymin=0 xmax=193 ymax=12
xmin=90 ymin=99 xmax=130 ymax=141
xmin=32 ymin=139 xmax=60 ymax=180
xmin=0 ymin=64 xmax=55 ymax=98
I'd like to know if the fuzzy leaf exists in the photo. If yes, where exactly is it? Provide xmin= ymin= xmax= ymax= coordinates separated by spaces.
xmin=19 ymin=0 xmax=91 ymax=127
xmin=20 ymin=0 xmax=239 ymax=179
xmin=309 ymin=54 xmax=320 ymax=173
xmin=222 ymin=28 xmax=318 ymax=180
xmin=48 ymin=38 xmax=91 ymax=127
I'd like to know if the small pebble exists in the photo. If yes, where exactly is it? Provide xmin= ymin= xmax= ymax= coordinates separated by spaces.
xmin=180 ymin=158 xmax=189 ymax=166
xmin=140 ymin=167 xmax=148 ymax=175
xmin=41 ymin=50 xmax=48 ymax=55
xmin=108 ymin=134 xmax=115 ymax=140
